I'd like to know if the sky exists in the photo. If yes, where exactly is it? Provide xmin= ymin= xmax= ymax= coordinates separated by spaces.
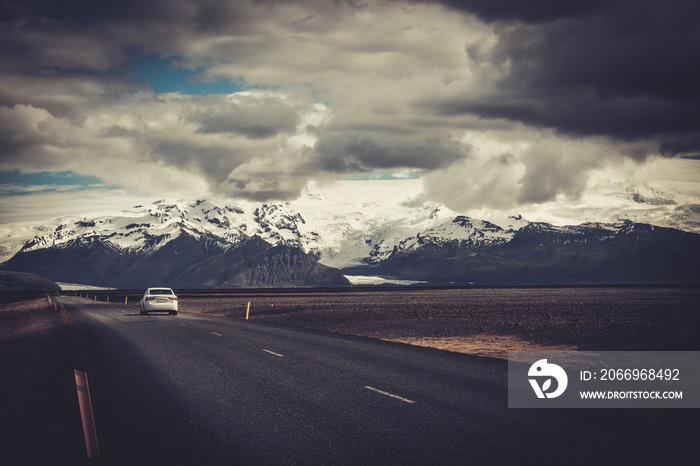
xmin=0 ymin=0 xmax=699 ymax=229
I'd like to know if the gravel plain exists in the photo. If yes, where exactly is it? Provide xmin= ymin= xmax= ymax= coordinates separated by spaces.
xmin=5 ymin=286 xmax=698 ymax=359
xmin=173 ymin=286 xmax=700 ymax=358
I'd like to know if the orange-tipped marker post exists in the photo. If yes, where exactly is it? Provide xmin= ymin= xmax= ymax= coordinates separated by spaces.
xmin=74 ymin=370 xmax=100 ymax=459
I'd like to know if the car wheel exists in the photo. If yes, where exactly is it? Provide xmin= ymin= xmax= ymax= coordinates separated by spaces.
xmin=170 ymin=311 xmax=177 ymax=315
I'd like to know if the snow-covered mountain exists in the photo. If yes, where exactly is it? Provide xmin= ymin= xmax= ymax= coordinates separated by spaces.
xmin=359 ymin=217 xmax=700 ymax=285
xmin=0 ymin=192 xmax=459 ymax=288
xmin=393 ymin=216 xmax=529 ymax=253
xmin=0 ymin=195 xmax=456 ymax=267
xmin=2 ymin=192 xmax=700 ymax=287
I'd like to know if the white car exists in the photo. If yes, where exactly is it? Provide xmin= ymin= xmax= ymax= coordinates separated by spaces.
xmin=140 ymin=287 xmax=178 ymax=315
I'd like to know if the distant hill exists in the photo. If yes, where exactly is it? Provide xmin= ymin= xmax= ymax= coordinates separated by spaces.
xmin=0 ymin=270 xmax=60 ymax=292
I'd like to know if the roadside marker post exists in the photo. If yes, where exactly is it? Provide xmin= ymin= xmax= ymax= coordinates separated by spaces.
xmin=125 ymin=296 xmax=128 ymax=305
xmin=246 ymin=301 xmax=251 ymax=320
xmin=61 ymin=305 xmax=68 ymax=324
xmin=74 ymin=370 xmax=100 ymax=459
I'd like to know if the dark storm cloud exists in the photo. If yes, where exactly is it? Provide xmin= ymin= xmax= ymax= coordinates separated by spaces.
xmin=410 ymin=0 xmax=603 ymax=23
xmin=436 ymin=92 xmax=700 ymax=155
xmin=312 ymin=132 xmax=467 ymax=173
xmin=149 ymin=138 xmax=248 ymax=182
xmin=0 ymin=105 xmax=47 ymax=162
xmin=421 ymin=0 xmax=700 ymax=156
xmin=0 ymin=0 xmax=133 ymax=23
xmin=0 ymin=17 xmax=126 ymax=74
xmin=0 ymin=0 xmax=254 ymax=74
xmin=185 ymin=97 xmax=301 ymax=139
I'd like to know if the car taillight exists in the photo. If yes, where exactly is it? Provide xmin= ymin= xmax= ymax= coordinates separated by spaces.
xmin=146 ymin=297 xmax=156 ymax=300
xmin=169 ymin=297 xmax=177 ymax=301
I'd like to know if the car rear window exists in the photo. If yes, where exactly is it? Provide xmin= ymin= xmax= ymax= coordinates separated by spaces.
xmin=150 ymin=289 xmax=173 ymax=295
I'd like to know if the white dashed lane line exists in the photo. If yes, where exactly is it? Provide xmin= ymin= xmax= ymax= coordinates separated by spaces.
xmin=181 ymin=322 xmax=418 ymax=408
xmin=365 ymin=386 xmax=416 ymax=404
xmin=193 ymin=325 xmax=415 ymax=405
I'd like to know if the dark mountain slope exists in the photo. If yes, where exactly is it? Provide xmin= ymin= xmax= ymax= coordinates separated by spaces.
xmin=364 ymin=221 xmax=700 ymax=285
xmin=1 ymin=229 xmax=350 ymax=289
xmin=1 ymin=236 xmax=127 ymax=287
xmin=172 ymin=237 xmax=350 ymax=288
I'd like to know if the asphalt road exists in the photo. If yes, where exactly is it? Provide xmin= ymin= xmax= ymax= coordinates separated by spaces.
xmin=49 ymin=296 xmax=695 ymax=465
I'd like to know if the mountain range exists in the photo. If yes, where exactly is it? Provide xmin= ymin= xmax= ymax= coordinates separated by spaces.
xmin=349 ymin=216 xmax=700 ymax=285
xmin=1 ymin=199 xmax=699 ymax=288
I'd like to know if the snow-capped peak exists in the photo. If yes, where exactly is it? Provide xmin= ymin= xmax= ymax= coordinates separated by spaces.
xmin=395 ymin=215 xmax=521 ymax=253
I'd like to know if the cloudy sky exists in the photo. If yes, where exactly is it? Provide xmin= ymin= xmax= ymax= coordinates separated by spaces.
xmin=1 ymin=0 xmax=699 ymax=228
